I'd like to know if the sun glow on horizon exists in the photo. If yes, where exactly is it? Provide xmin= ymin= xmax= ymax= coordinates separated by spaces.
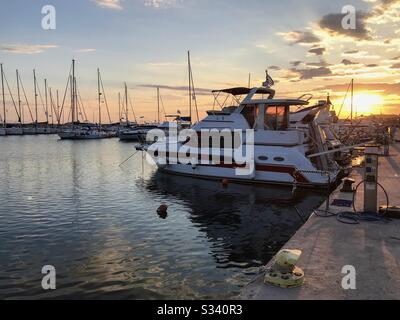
xmin=352 ymin=93 xmax=384 ymax=115
xmin=334 ymin=92 xmax=385 ymax=117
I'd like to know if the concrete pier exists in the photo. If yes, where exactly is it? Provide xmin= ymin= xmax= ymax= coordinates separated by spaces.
xmin=241 ymin=143 xmax=400 ymax=300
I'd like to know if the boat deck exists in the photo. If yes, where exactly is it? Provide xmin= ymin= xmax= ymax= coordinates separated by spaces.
xmin=241 ymin=143 xmax=400 ymax=300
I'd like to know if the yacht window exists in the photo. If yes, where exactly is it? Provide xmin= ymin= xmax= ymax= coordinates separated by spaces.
xmin=241 ymin=105 xmax=256 ymax=128
xmin=265 ymin=106 xmax=287 ymax=130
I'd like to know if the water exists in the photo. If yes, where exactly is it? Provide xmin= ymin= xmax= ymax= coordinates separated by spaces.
xmin=0 ymin=135 xmax=325 ymax=299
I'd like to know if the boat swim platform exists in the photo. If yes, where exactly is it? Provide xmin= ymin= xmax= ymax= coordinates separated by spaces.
xmin=241 ymin=143 xmax=400 ymax=300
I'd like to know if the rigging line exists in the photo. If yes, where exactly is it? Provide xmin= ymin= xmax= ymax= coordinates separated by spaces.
xmin=76 ymin=93 xmax=84 ymax=122
xmin=159 ymin=94 xmax=167 ymax=121
xmin=3 ymin=72 xmax=21 ymax=121
xmin=49 ymin=88 xmax=59 ymax=123
xmin=76 ymin=87 xmax=89 ymax=122
xmin=18 ymin=72 xmax=34 ymax=123
xmin=337 ymin=80 xmax=352 ymax=118
xmin=76 ymin=90 xmax=88 ymax=122
xmin=119 ymin=150 xmax=140 ymax=167
xmin=59 ymin=64 xmax=73 ymax=124
xmin=189 ymin=61 xmax=199 ymax=122
xmin=36 ymin=78 xmax=47 ymax=119
xmin=128 ymin=95 xmax=138 ymax=123
xmin=99 ymin=72 xmax=112 ymax=124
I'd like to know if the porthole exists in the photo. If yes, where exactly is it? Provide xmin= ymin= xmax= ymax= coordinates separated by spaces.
xmin=273 ymin=156 xmax=285 ymax=162
xmin=258 ymin=155 xmax=268 ymax=161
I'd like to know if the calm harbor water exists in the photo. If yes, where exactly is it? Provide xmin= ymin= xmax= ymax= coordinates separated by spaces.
xmin=0 ymin=135 xmax=325 ymax=299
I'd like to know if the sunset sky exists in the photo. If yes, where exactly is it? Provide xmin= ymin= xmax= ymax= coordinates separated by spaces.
xmin=0 ymin=0 xmax=399 ymax=123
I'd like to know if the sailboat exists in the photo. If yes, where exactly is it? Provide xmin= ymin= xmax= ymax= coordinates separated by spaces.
xmin=59 ymin=62 xmax=114 ymax=140
xmin=0 ymin=64 xmax=23 ymax=135
xmin=157 ymin=51 xmax=196 ymax=135
xmin=0 ymin=64 xmax=6 ymax=136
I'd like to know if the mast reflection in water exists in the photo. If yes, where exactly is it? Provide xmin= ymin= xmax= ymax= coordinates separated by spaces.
xmin=0 ymin=136 xmax=325 ymax=299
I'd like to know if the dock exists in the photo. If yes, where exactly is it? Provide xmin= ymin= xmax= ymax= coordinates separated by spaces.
xmin=241 ymin=143 xmax=400 ymax=300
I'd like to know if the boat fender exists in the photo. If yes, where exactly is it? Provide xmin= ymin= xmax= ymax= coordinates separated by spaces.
xmin=191 ymin=158 xmax=197 ymax=170
xmin=157 ymin=204 xmax=168 ymax=215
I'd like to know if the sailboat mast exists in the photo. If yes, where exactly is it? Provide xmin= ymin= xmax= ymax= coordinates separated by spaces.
xmin=118 ymin=92 xmax=121 ymax=125
xmin=157 ymin=86 xmax=160 ymax=124
xmin=56 ymin=89 xmax=60 ymax=125
xmin=188 ymin=51 xmax=192 ymax=125
xmin=33 ymin=69 xmax=38 ymax=125
xmin=45 ymin=79 xmax=48 ymax=124
xmin=350 ymin=78 xmax=354 ymax=125
xmin=16 ymin=69 xmax=22 ymax=125
xmin=125 ymin=82 xmax=128 ymax=124
xmin=1 ymin=64 xmax=5 ymax=128
xmin=71 ymin=59 xmax=75 ymax=125
xmin=97 ymin=68 xmax=101 ymax=126
xmin=49 ymin=87 xmax=54 ymax=125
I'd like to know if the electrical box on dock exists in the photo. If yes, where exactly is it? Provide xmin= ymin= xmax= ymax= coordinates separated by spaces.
xmin=364 ymin=146 xmax=379 ymax=212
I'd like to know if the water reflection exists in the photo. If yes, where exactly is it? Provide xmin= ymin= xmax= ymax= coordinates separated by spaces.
xmin=145 ymin=172 xmax=325 ymax=268
xmin=0 ymin=136 xmax=325 ymax=299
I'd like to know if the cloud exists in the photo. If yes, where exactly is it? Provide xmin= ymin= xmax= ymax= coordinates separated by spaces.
xmin=291 ymin=66 xmax=332 ymax=80
xmin=306 ymin=60 xmax=331 ymax=67
xmin=268 ymin=65 xmax=281 ymax=71
xmin=144 ymin=0 xmax=183 ymax=8
xmin=319 ymin=11 xmax=372 ymax=40
xmin=308 ymin=47 xmax=326 ymax=56
xmin=344 ymin=50 xmax=359 ymax=54
xmin=92 ymin=0 xmax=122 ymax=10
xmin=146 ymin=62 xmax=184 ymax=67
xmin=290 ymin=61 xmax=302 ymax=67
xmin=321 ymin=81 xmax=400 ymax=95
xmin=391 ymin=63 xmax=400 ymax=69
xmin=365 ymin=63 xmax=379 ymax=67
xmin=368 ymin=0 xmax=400 ymax=23
xmin=278 ymin=31 xmax=321 ymax=45
xmin=75 ymin=48 xmax=96 ymax=53
xmin=341 ymin=59 xmax=358 ymax=65
xmin=0 ymin=44 xmax=58 ymax=54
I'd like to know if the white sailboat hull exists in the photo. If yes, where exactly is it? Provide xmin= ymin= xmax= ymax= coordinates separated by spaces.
xmin=58 ymin=129 xmax=114 ymax=140
xmin=151 ymin=145 xmax=339 ymax=187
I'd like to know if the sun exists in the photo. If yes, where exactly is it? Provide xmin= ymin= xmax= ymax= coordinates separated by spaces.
xmin=352 ymin=93 xmax=383 ymax=115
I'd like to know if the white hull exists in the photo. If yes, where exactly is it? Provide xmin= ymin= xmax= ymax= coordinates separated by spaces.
xmin=159 ymin=165 xmax=338 ymax=187
xmin=151 ymin=144 xmax=339 ymax=187
xmin=6 ymin=127 xmax=23 ymax=135
xmin=58 ymin=129 xmax=114 ymax=140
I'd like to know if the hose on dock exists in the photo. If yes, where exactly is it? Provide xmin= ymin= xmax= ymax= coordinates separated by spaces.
xmin=313 ymin=177 xmax=391 ymax=224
